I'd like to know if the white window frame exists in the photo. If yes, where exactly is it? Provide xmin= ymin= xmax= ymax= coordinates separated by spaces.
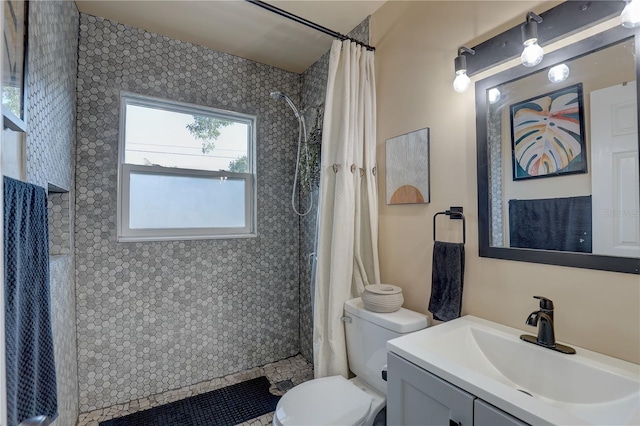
xmin=117 ymin=92 xmax=257 ymax=242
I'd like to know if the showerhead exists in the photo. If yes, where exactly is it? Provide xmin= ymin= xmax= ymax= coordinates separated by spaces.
xmin=269 ymin=91 xmax=301 ymax=118
xmin=270 ymin=91 xmax=312 ymax=216
xmin=270 ymin=91 xmax=285 ymax=100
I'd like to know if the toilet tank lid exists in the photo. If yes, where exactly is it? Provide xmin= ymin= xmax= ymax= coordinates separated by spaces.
xmin=344 ymin=297 xmax=429 ymax=333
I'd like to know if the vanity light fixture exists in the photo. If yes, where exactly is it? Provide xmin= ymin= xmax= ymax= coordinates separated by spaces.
xmin=488 ymin=88 xmax=501 ymax=104
xmin=548 ymin=63 xmax=570 ymax=83
xmin=621 ymin=0 xmax=640 ymax=28
xmin=453 ymin=46 xmax=475 ymax=93
xmin=521 ymin=12 xmax=544 ymax=67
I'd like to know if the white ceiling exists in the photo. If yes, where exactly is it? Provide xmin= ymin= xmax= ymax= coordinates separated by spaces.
xmin=75 ymin=1 xmax=386 ymax=73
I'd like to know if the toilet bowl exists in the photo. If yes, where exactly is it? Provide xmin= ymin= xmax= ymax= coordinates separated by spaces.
xmin=273 ymin=376 xmax=385 ymax=426
xmin=273 ymin=297 xmax=428 ymax=426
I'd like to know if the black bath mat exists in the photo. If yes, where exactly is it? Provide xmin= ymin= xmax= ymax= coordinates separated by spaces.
xmin=99 ymin=376 xmax=280 ymax=426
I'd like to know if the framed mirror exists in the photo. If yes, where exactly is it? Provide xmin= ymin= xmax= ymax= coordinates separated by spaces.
xmin=476 ymin=26 xmax=640 ymax=274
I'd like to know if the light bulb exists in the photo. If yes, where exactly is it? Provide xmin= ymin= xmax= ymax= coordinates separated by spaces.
xmin=521 ymin=40 xmax=544 ymax=67
xmin=621 ymin=0 xmax=640 ymax=28
xmin=453 ymin=71 xmax=471 ymax=93
xmin=453 ymin=46 xmax=474 ymax=93
xmin=548 ymin=63 xmax=569 ymax=83
xmin=488 ymin=88 xmax=501 ymax=104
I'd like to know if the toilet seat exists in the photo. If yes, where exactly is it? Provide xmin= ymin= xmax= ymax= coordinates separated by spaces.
xmin=273 ymin=376 xmax=373 ymax=426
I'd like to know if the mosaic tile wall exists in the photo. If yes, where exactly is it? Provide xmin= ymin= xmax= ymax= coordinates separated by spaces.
xmin=487 ymin=107 xmax=504 ymax=246
xmin=24 ymin=1 xmax=80 ymax=425
xmin=75 ymin=14 xmax=302 ymax=412
xmin=48 ymin=257 xmax=77 ymax=426
xmin=298 ymin=17 xmax=371 ymax=363
xmin=48 ymin=192 xmax=71 ymax=256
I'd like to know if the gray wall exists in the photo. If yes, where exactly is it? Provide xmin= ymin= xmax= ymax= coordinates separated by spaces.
xmin=298 ymin=18 xmax=371 ymax=363
xmin=25 ymin=1 xmax=80 ymax=425
xmin=75 ymin=14 xmax=302 ymax=412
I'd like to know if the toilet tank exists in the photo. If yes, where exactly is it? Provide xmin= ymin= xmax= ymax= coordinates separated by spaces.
xmin=344 ymin=297 xmax=428 ymax=395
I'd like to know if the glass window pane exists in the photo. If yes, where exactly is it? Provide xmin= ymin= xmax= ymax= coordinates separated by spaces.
xmin=2 ymin=1 xmax=26 ymax=119
xmin=129 ymin=172 xmax=246 ymax=229
xmin=124 ymin=104 xmax=249 ymax=172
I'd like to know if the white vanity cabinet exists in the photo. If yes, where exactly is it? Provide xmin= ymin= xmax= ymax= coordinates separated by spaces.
xmin=387 ymin=352 xmax=529 ymax=426
xmin=474 ymin=399 xmax=528 ymax=426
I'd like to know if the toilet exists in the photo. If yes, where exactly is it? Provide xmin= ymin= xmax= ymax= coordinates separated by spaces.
xmin=273 ymin=297 xmax=429 ymax=426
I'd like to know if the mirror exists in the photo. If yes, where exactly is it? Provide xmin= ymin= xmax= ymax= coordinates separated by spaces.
xmin=476 ymin=26 xmax=640 ymax=274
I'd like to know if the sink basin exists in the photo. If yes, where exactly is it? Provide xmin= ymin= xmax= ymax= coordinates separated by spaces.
xmin=387 ymin=316 xmax=640 ymax=425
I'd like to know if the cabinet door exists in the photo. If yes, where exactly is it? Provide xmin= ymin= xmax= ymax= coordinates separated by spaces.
xmin=387 ymin=352 xmax=474 ymax=426
xmin=474 ymin=399 xmax=529 ymax=426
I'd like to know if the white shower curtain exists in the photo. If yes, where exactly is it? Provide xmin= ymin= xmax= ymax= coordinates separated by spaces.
xmin=313 ymin=39 xmax=380 ymax=378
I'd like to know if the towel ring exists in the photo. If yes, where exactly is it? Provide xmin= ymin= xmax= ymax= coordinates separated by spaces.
xmin=433 ymin=209 xmax=466 ymax=244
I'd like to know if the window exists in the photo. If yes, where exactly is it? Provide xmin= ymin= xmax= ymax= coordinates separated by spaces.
xmin=118 ymin=93 xmax=256 ymax=241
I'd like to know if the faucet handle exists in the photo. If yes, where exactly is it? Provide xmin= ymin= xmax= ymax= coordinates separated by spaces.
xmin=533 ymin=296 xmax=554 ymax=311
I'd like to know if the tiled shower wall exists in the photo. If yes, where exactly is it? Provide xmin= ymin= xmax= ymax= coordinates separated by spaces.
xmin=75 ymin=14 xmax=301 ymax=412
xmin=24 ymin=1 xmax=80 ymax=425
xmin=298 ymin=18 xmax=371 ymax=363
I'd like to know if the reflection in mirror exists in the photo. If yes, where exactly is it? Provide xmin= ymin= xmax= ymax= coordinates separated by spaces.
xmin=476 ymin=26 xmax=640 ymax=274
xmin=486 ymin=37 xmax=639 ymax=259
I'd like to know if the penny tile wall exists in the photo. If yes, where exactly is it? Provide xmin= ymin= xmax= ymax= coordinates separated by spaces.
xmin=25 ymin=1 xmax=80 ymax=425
xmin=75 ymin=14 xmax=302 ymax=412
xmin=19 ymin=5 xmax=371 ymax=420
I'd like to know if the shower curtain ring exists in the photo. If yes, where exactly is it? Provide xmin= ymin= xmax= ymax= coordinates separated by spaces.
xmin=372 ymin=166 xmax=377 ymax=176
xmin=333 ymin=164 xmax=339 ymax=173
xmin=350 ymin=164 xmax=356 ymax=173
xmin=359 ymin=168 xmax=365 ymax=177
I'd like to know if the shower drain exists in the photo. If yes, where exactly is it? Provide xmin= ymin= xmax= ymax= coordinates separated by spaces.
xmin=275 ymin=379 xmax=294 ymax=392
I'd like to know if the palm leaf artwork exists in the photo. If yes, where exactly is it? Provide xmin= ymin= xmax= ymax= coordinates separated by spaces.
xmin=511 ymin=84 xmax=586 ymax=180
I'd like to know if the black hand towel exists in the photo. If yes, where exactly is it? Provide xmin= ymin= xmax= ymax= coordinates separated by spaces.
xmin=509 ymin=195 xmax=592 ymax=253
xmin=4 ymin=177 xmax=58 ymax=426
xmin=428 ymin=241 xmax=465 ymax=322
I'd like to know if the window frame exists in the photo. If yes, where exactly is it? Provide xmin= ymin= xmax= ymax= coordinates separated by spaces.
xmin=117 ymin=92 xmax=257 ymax=242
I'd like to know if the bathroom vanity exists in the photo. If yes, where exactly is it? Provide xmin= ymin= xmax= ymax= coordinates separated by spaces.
xmin=386 ymin=316 xmax=640 ymax=426
xmin=387 ymin=352 xmax=526 ymax=425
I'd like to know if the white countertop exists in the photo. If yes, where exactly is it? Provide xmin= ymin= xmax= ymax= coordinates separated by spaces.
xmin=386 ymin=315 xmax=640 ymax=426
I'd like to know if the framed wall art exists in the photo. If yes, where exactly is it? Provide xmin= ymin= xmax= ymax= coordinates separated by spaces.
xmin=510 ymin=83 xmax=587 ymax=181
xmin=385 ymin=127 xmax=430 ymax=205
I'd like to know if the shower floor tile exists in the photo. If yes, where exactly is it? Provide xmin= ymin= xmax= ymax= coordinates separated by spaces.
xmin=76 ymin=355 xmax=313 ymax=426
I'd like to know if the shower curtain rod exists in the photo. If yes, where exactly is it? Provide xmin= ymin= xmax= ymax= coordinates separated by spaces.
xmin=245 ymin=0 xmax=376 ymax=51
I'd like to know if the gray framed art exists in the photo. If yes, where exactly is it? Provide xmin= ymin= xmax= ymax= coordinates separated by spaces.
xmin=385 ymin=128 xmax=430 ymax=205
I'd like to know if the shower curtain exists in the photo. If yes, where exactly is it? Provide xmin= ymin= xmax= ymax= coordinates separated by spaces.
xmin=313 ymin=39 xmax=380 ymax=378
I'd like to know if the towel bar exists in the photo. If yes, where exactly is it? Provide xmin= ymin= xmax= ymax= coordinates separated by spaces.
xmin=433 ymin=208 xmax=466 ymax=244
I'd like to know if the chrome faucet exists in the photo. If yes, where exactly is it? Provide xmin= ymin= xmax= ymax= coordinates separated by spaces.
xmin=520 ymin=296 xmax=576 ymax=354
